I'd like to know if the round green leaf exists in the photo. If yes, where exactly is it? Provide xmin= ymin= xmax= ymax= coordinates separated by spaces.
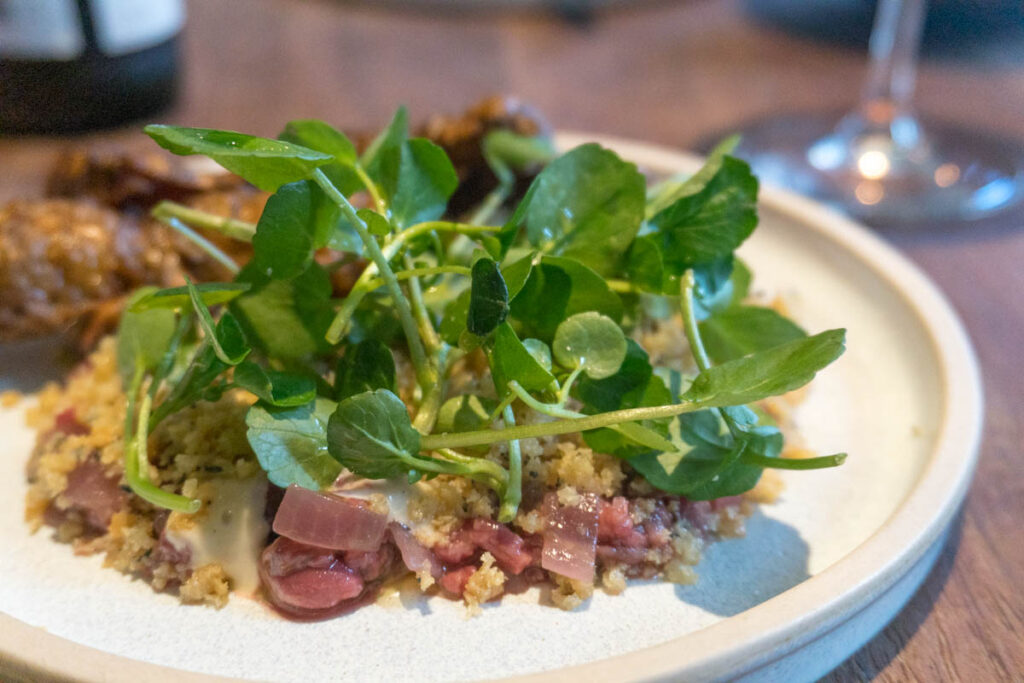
xmin=552 ymin=312 xmax=627 ymax=379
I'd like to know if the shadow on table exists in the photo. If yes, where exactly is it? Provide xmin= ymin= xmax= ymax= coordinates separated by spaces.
xmin=673 ymin=511 xmax=810 ymax=617
xmin=824 ymin=506 xmax=965 ymax=680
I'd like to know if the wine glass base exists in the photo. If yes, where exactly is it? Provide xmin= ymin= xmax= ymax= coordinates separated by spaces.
xmin=729 ymin=112 xmax=1024 ymax=227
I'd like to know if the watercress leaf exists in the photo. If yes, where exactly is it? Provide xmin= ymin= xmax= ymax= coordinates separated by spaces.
xmin=185 ymin=279 xmax=250 ymax=365
xmin=489 ymin=322 xmax=557 ymax=396
xmin=326 ymin=389 xmax=422 ymax=480
xmin=521 ymin=338 xmax=553 ymax=372
xmin=509 ymin=255 xmax=623 ymax=341
xmin=231 ymin=261 xmax=334 ymax=359
xmin=361 ymin=106 xmax=409 ymax=185
xmin=278 ymin=119 xmax=362 ymax=197
xmin=524 ymin=143 xmax=645 ymax=275
xmin=335 ymin=340 xmax=397 ymax=401
xmin=577 ymin=340 xmax=674 ymax=457
xmin=348 ymin=292 xmax=403 ymax=345
xmin=234 ymin=360 xmax=317 ymax=407
xmin=500 ymin=252 xmax=535 ymax=300
xmin=129 ymin=283 xmax=250 ymax=312
xmin=625 ymin=235 xmax=668 ymax=294
xmin=117 ymin=287 xmax=177 ymax=382
xmin=387 ymin=138 xmax=459 ymax=229
xmin=143 ymin=125 xmax=332 ymax=192
xmin=436 ymin=394 xmax=498 ymax=435
xmin=649 ymin=156 xmax=758 ymax=273
xmin=358 ymin=208 xmax=391 ymax=236
xmin=489 ymin=180 xmax=539 ymax=260
xmin=150 ymin=343 xmax=230 ymax=424
xmin=699 ymin=306 xmax=807 ymax=364
xmin=683 ymin=328 xmax=846 ymax=407
xmin=439 ymin=289 xmax=471 ymax=346
xmin=251 ymin=180 xmax=317 ymax=280
xmin=552 ymin=312 xmax=627 ymax=379
xmin=728 ymin=258 xmax=752 ymax=307
xmin=482 ymin=129 xmax=556 ymax=170
xmin=467 ymin=257 xmax=509 ymax=337
xmin=646 ymin=135 xmax=740 ymax=218
xmin=246 ymin=397 xmax=342 ymax=489
xmin=691 ymin=257 xmax=735 ymax=320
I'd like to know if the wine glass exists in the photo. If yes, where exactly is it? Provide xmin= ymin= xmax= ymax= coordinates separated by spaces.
xmin=733 ymin=0 xmax=1024 ymax=225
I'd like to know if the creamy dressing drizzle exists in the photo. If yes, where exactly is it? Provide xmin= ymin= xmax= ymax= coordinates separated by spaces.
xmin=331 ymin=474 xmax=416 ymax=529
xmin=165 ymin=477 xmax=269 ymax=595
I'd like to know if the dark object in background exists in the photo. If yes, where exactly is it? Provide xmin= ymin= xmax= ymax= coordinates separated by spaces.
xmin=745 ymin=0 xmax=1024 ymax=63
xmin=0 ymin=0 xmax=183 ymax=134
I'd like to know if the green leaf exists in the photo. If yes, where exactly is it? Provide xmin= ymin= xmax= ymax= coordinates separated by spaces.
xmin=231 ymin=262 xmax=334 ymax=360
xmin=386 ymin=138 xmax=459 ymax=229
xmin=649 ymin=156 xmax=758 ymax=273
xmin=500 ymin=252 xmax=535 ymax=299
xmin=576 ymin=340 xmax=673 ymax=457
xmin=700 ymin=306 xmax=807 ymax=364
xmin=524 ymin=143 xmax=645 ymax=275
xmin=439 ymin=289 xmax=471 ymax=346
xmin=691 ymin=257 xmax=735 ymax=320
xmin=482 ymin=130 xmax=555 ymax=170
xmin=489 ymin=322 xmax=557 ymax=396
xmin=646 ymin=135 xmax=740 ymax=218
xmin=234 ymin=361 xmax=316 ymax=407
xmin=186 ymin=278 xmax=250 ymax=365
xmin=629 ymin=410 xmax=767 ymax=500
xmin=437 ymin=394 xmax=497 ymax=435
xmin=522 ymin=338 xmax=553 ymax=372
xmin=335 ymin=340 xmax=397 ymax=401
xmin=117 ymin=287 xmax=177 ymax=382
xmin=129 ymin=283 xmax=250 ymax=312
xmin=467 ymin=258 xmax=509 ymax=337
xmin=625 ymin=235 xmax=668 ymax=294
xmin=246 ymin=397 xmax=342 ymax=489
xmin=279 ymin=119 xmax=362 ymax=196
xmin=251 ymin=180 xmax=317 ymax=280
xmin=509 ymin=255 xmax=623 ymax=342
xmin=361 ymin=106 xmax=409 ymax=184
xmin=326 ymin=389 xmax=422 ymax=479
xmin=683 ymin=329 xmax=846 ymax=408
xmin=143 ymin=125 xmax=332 ymax=192
xmin=552 ymin=312 xmax=627 ymax=379
xmin=357 ymin=208 xmax=391 ymax=236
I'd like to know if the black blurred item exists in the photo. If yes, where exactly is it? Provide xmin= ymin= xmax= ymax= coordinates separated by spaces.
xmin=0 ymin=0 xmax=182 ymax=135
xmin=745 ymin=0 xmax=1024 ymax=62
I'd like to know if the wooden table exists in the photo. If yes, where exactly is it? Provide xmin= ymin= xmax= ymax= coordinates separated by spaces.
xmin=2 ymin=0 xmax=1021 ymax=679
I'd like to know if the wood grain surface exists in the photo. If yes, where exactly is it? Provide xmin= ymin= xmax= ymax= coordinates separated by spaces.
xmin=1 ymin=0 xmax=1021 ymax=679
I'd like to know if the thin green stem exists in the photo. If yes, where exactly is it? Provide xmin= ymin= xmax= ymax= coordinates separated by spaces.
xmin=557 ymin=366 xmax=584 ymax=406
xmin=152 ymin=201 xmax=255 ymax=242
xmin=744 ymin=452 xmax=848 ymax=470
xmin=421 ymin=400 xmax=700 ymax=451
xmin=680 ymin=270 xmax=711 ymax=372
xmin=124 ymin=388 xmax=201 ymax=513
xmin=354 ymin=165 xmax=386 ymax=214
xmin=313 ymin=169 xmax=435 ymax=390
xmin=498 ymin=405 xmax=522 ymax=523
xmin=158 ymin=216 xmax=239 ymax=274
xmin=606 ymin=279 xmax=643 ymax=294
xmin=402 ymin=255 xmax=443 ymax=355
xmin=363 ymin=265 xmax=471 ymax=291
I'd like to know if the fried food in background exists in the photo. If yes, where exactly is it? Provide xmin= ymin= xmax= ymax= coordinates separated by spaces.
xmin=0 ymin=96 xmax=549 ymax=347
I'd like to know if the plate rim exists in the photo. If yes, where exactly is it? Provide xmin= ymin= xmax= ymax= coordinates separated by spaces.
xmin=0 ymin=132 xmax=983 ymax=683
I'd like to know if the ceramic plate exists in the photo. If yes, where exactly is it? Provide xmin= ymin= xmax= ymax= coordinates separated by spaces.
xmin=0 ymin=133 xmax=982 ymax=683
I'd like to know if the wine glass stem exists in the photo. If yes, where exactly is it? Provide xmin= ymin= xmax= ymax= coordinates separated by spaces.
xmin=860 ymin=0 xmax=927 ymax=118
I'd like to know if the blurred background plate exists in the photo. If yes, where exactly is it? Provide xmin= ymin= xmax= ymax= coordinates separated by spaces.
xmin=0 ymin=133 xmax=982 ymax=683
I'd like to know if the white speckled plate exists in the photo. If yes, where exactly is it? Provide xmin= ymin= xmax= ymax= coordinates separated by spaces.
xmin=0 ymin=133 xmax=982 ymax=683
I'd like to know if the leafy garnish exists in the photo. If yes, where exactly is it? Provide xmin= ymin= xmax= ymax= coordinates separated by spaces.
xmin=246 ymin=398 xmax=342 ymax=489
xmin=126 ymin=108 xmax=849 ymax=518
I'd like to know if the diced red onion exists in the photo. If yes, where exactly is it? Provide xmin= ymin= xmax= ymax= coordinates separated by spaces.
xmin=389 ymin=523 xmax=442 ymax=578
xmin=541 ymin=492 xmax=600 ymax=582
xmin=63 ymin=459 xmax=126 ymax=529
xmin=273 ymin=485 xmax=387 ymax=551
xmin=55 ymin=408 xmax=89 ymax=436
